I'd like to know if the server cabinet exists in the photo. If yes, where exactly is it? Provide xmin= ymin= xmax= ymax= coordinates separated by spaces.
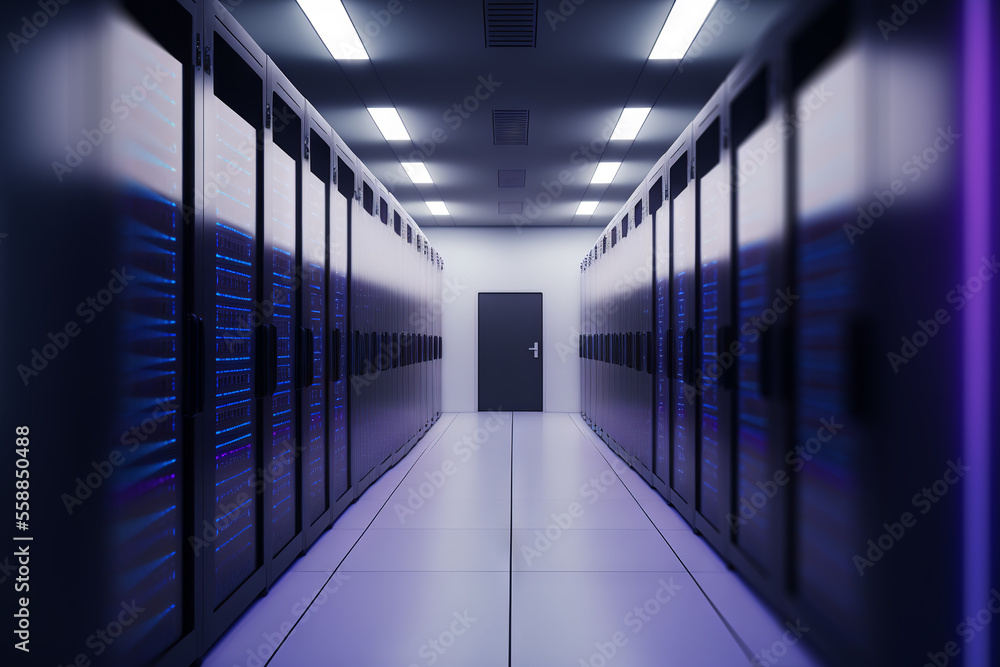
xmin=725 ymin=42 xmax=790 ymax=589
xmin=201 ymin=1 xmax=267 ymax=644
xmin=619 ymin=209 xmax=634 ymax=466
xmin=605 ymin=214 xmax=621 ymax=456
xmin=581 ymin=250 xmax=592 ymax=428
xmin=113 ymin=6 xmax=202 ymax=663
xmin=419 ymin=234 xmax=431 ymax=439
xmin=434 ymin=251 xmax=444 ymax=422
xmin=668 ymin=131 xmax=697 ymax=524
xmin=263 ymin=57 xmax=305 ymax=585
xmin=693 ymin=88 xmax=732 ymax=558
xmin=786 ymin=2 xmax=964 ymax=663
xmin=598 ymin=233 xmax=611 ymax=442
xmin=331 ymin=137 xmax=356 ymax=506
xmin=301 ymin=103 xmax=333 ymax=548
xmin=0 ymin=3 xmax=201 ymax=664
xmin=613 ymin=210 xmax=628 ymax=457
xmin=633 ymin=190 xmax=655 ymax=480
xmin=785 ymin=8 xmax=871 ymax=657
xmin=352 ymin=167 xmax=378 ymax=489
xmin=650 ymin=160 xmax=671 ymax=492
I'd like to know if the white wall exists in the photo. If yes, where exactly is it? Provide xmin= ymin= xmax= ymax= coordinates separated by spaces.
xmin=422 ymin=227 xmax=599 ymax=413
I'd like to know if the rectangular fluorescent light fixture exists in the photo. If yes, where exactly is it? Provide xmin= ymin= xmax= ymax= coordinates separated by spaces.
xmin=401 ymin=162 xmax=433 ymax=184
xmin=426 ymin=201 xmax=450 ymax=216
xmin=649 ymin=0 xmax=718 ymax=60
xmin=367 ymin=108 xmax=411 ymax=141
xmin=296 ymin=0 xmax=369 ymax=60
xmin=611 ymin=108 xmax=652 ymax=141
xmin=576 ymin=201 xmax=599 ymax=215
xmin=590 ymin=162 xmax=622 ymax=184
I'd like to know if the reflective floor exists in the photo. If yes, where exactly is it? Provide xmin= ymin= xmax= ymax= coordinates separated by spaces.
xmin=203 ymin=413 xmax=825 ymax=667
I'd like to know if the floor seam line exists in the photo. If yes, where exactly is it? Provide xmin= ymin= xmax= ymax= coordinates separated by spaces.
xmin=566 ymin=413 xmax=756 ymax=663
xmin=261 ymin=413 xmax=459 ymax=666
xmin=507 ymin=412 xmax=514 ymax=667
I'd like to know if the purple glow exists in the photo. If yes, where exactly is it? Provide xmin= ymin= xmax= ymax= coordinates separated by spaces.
xmin=963 ymin=0 xmax=992 ymax=665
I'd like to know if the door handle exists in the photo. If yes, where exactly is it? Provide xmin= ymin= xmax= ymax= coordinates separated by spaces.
xmin=528 ymin=341 xmax=539 ymax=359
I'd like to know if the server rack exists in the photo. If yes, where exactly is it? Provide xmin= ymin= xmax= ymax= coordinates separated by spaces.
xmin=649 ymin=158 xmax=671 ymax=491
xmin=724 ymin=39 xmax=790 ymax=591
xmin=783 ymin=2 xmax=964 ymax=662
xmin=580 ymin=2 xmax=969 ymax=664
xmin=416 ymin=233 xmax=429 ymax=445
xmin=1 ymin=1 xmax=443 ymax=663
xmin=262 ymin=57 xmax=305 ymax=585
xmin=331 ymin=137 xmax=356 ymax=505
xmin=200 ymin=0 xmax=268 ymax=645
xmin=0 ymin=2 xmax=203 ymax=663
xmin=110 ymin=4 xmax=200 ymax=665
xmin=109 ymin=9 xmax=196 ymax=664
xmin=667 ymin=130 xmax=697 ymax=524
xmin=785 ymin=6 xmax=873 ymax=657
xmin=604 ymin=214 xmax=621 ymax=455
xmin=633 ymin=190 xmax=655 ymax=481
xmin=352 ymin=166 xmax=377 ymax=489
xmin=692 ymin=87 xmax=732 ymax=558
xmin=301 ymin=102 xmax=333 ymax=549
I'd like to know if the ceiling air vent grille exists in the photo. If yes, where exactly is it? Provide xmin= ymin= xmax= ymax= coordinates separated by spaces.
xmin=493 ymin=110 xmax=529 ymax=146
xmin=498 ymin=169 xmax=526 ymax=188
xmin=498 ymin=202 xmax=524 ymax=215
xmin=485 ymin=1 xmax=537 ymax=47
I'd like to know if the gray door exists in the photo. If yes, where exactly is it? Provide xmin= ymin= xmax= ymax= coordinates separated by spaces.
xmin=478 ymin=292 xmax=543 ymax=411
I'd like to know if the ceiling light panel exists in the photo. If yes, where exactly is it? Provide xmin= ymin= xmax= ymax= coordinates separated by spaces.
xmin=401 ymin=162 xmax=433 ymax=184
xmin=590 ymin=162 xmax=622 ymax=184
xmin=576 ymin=201 xmax=599 ymax=215
xmin=610 ymin=108 xmax=652 ymax=141
xmin=296 ymin=0 xmax=369 ymax=60
xmin=426 ymin=201 xmax=450 ymax=216
xmin=649 ymin=0 xmax=718 ymax=60
xmin=367 ymin=107 xmax=411 ymax=141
